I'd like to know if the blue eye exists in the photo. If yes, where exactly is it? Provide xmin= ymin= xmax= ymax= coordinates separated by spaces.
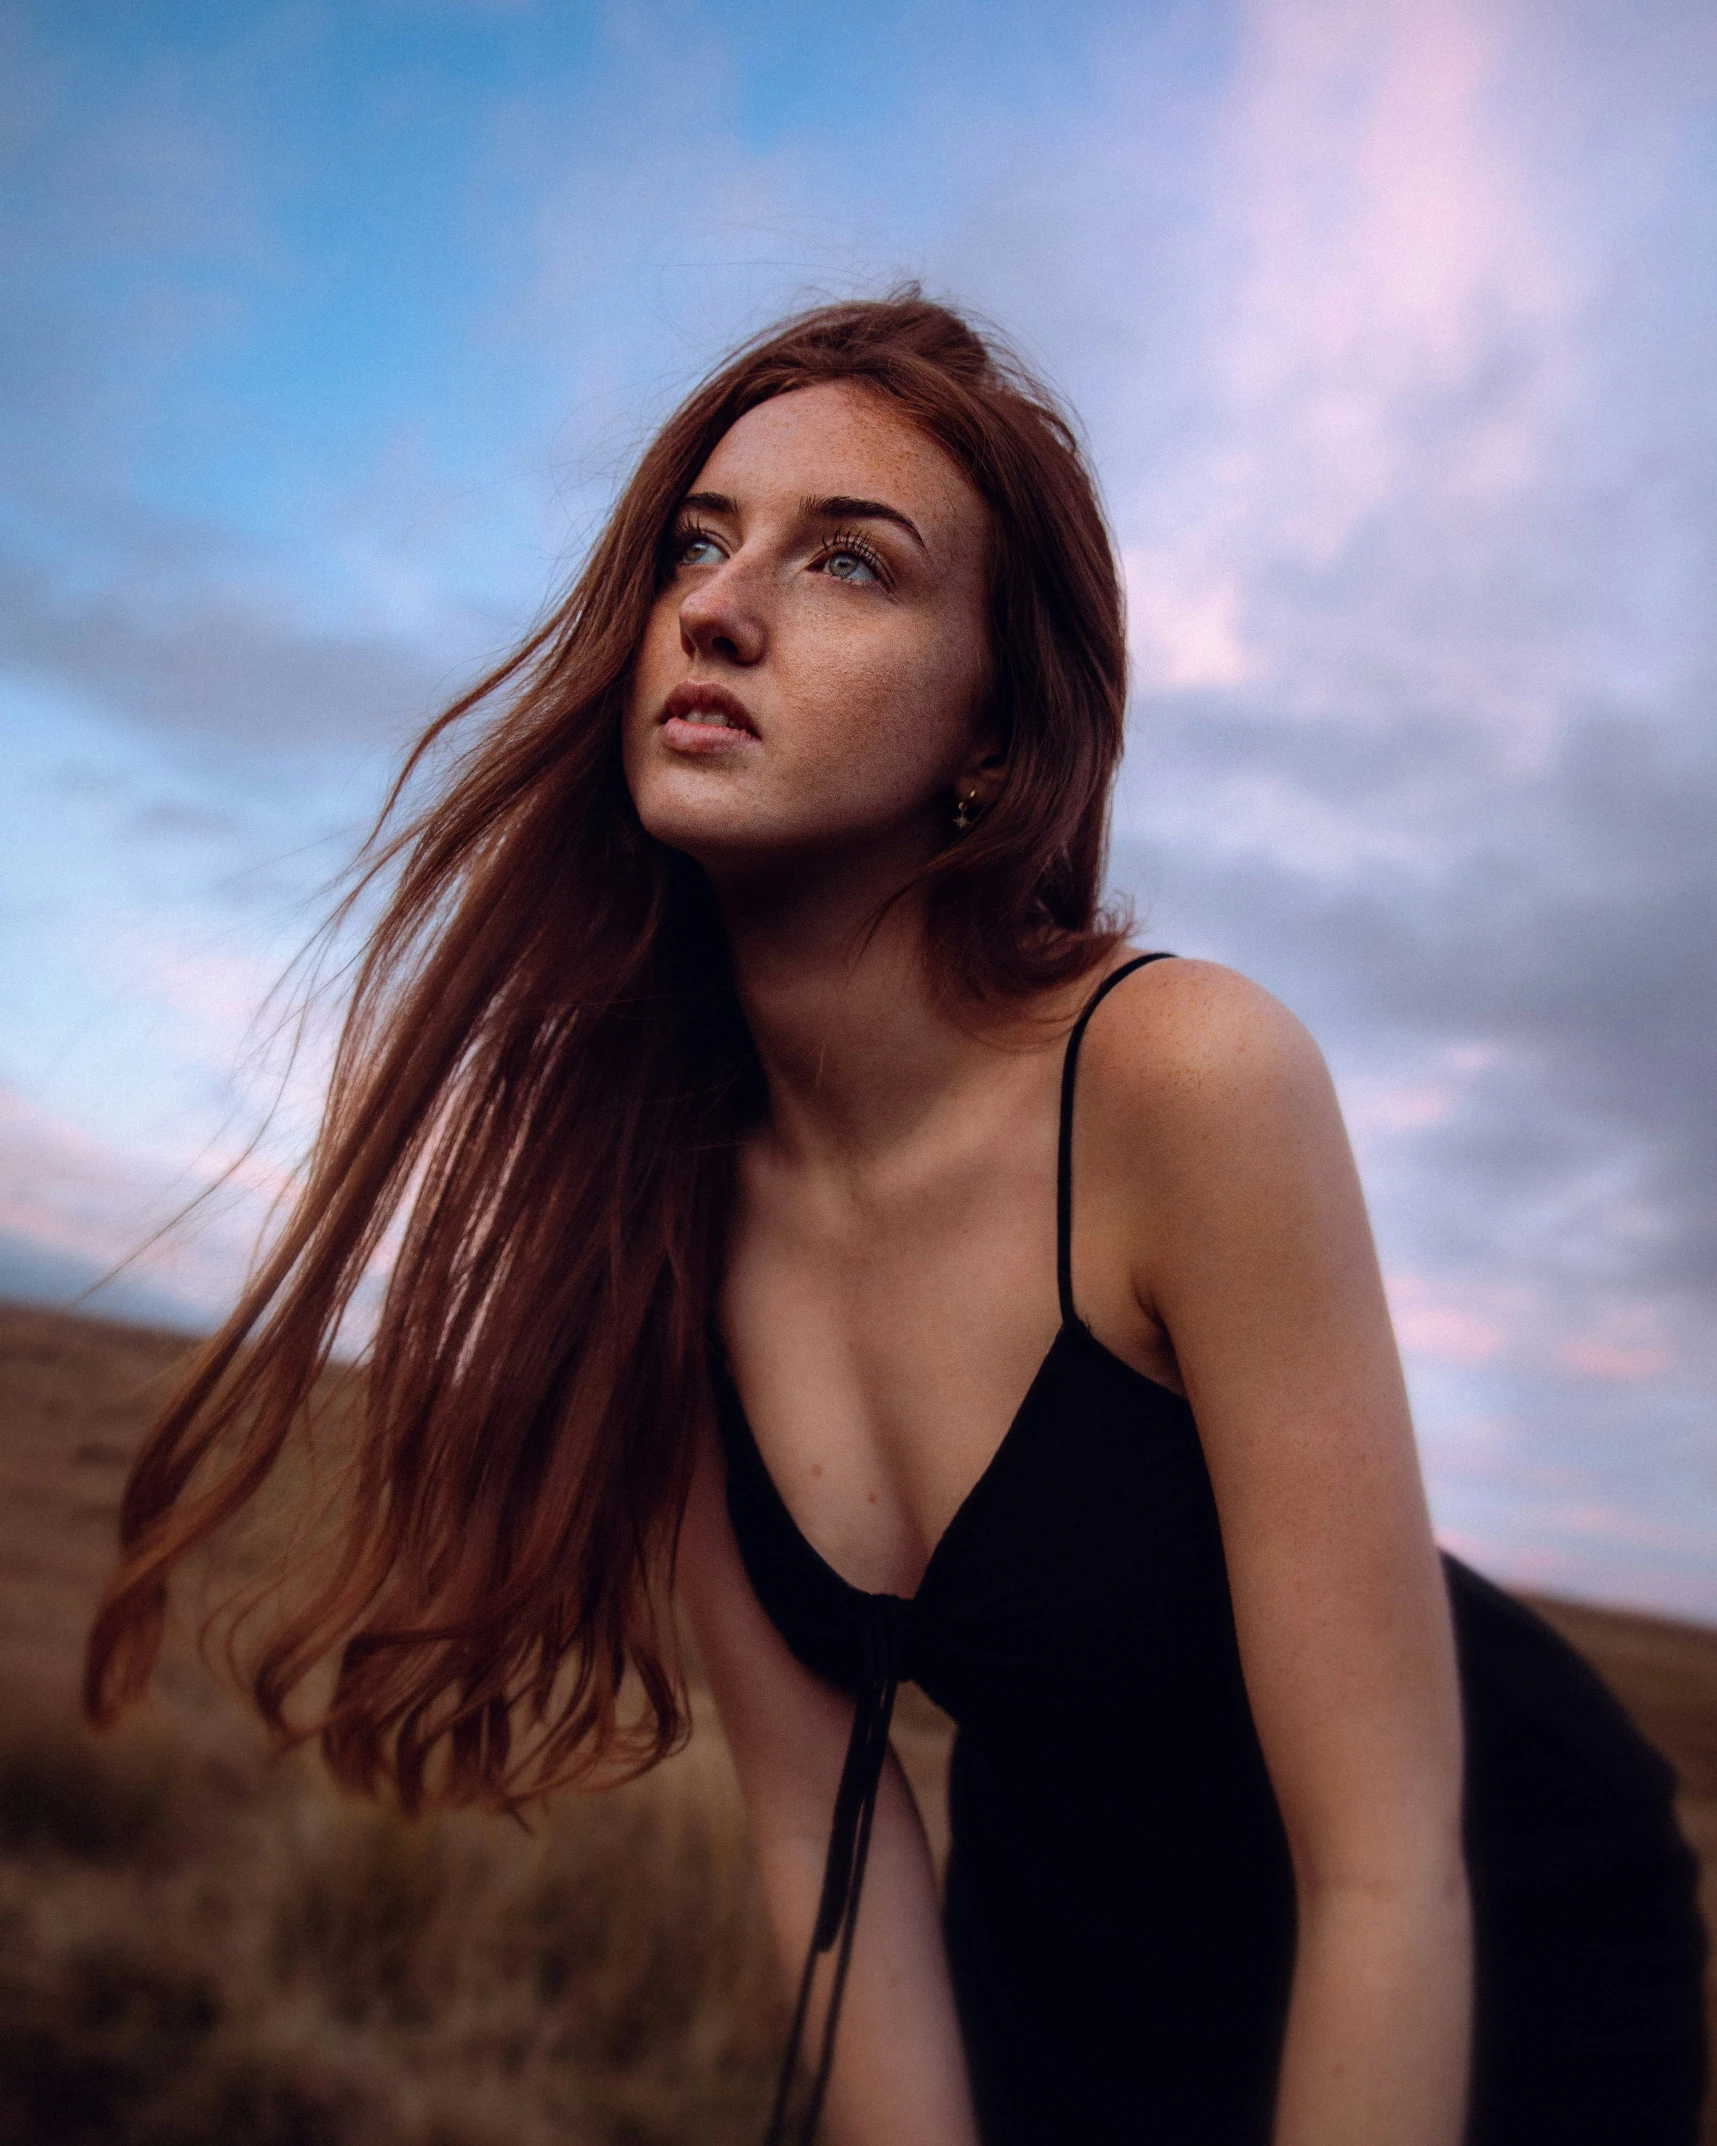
xmin=816 ymin=530 xmax=888 ymax=584
xmin=823 ymin=548 xmax=879 ymax=583
xmin=678 ymin=531 xmax=723 ymax=568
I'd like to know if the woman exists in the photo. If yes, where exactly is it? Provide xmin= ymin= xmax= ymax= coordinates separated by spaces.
xmin=87 ymin=296 xmax=1705 ymax=2145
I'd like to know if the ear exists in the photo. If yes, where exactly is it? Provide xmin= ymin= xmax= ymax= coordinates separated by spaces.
xmin=953 ymin=714 xmax=1010 ymax=809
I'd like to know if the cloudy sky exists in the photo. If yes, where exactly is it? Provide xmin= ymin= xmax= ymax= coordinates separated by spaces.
xmin=2 ymin=0 xmax=1713 ymax=1616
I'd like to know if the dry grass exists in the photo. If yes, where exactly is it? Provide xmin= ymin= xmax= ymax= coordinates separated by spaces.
xmin=0 ymin=1697 xmax=786 ymax=2146
xmin=0 ymin=1302 xmax=1709 ymax=2142
xmin=0 ymin=1303 xmax=793 ymax=2145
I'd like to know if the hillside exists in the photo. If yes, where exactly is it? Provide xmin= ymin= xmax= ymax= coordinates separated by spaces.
xmin=0 ymin=1301 xmax=1710 ymax=2142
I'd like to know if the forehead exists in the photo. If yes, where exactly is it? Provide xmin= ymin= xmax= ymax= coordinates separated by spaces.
xmin=690 ymin=381 xmax=987 ymax=558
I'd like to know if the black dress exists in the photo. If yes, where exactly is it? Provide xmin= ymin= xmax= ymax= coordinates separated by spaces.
xmin=713 ymin=955 xmax=1708 ymax=2145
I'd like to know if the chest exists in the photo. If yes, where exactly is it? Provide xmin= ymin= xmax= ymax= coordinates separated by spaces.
xmin=714 ymin=1316 xmax=1246 ymax=1730
xmin=719 ymin=1114 xmax=1064 ymax=1599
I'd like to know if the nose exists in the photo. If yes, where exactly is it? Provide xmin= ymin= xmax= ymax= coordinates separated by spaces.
xmin=678 ymin=553 xmax=766 ymax=668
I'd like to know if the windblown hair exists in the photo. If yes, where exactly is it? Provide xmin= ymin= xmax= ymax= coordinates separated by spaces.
xmin=84 ymin=292 xmax=1130 ymax=1811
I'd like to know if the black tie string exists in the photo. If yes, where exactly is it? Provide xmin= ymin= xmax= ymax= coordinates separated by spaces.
xmin=763 ymin=1593 xmax=910 ymax=2146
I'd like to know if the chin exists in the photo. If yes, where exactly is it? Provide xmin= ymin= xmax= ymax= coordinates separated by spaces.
xmin=629 ymin=763 xmax=929 ymax=882
xmin=634 ymin=787 xmax=773 ymax=869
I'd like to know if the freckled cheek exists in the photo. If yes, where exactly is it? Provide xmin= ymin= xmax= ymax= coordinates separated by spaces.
xmin=630 ymin=603 xmax=678 ymax=708
xmin=865 ymin=642 xmax=984 ymax=790
xmin=783 ymin=628 xmax=977 ymax=781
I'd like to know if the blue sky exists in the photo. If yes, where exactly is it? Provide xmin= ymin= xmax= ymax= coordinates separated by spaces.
xmin=2 ymin=0 xmax=1714 ymax=1616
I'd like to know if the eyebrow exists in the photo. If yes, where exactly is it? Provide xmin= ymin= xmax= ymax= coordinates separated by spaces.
xmin=803 ymin=494 xmax=927 ymax=550
xmin=677 ymin=489 xmax=928 ymax=552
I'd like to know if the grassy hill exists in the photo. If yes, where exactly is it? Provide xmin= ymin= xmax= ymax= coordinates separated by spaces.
xmin=0 ymin=1301 xmax=1709 ymax=2143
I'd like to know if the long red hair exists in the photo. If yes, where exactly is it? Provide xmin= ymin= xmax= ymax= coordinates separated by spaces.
xmin=84 ymin=293 xmax=1130 ymax=1811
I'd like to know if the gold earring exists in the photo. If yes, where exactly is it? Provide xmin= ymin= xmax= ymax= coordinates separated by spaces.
xmin=954 ymin=790 xmax=981 ymax=832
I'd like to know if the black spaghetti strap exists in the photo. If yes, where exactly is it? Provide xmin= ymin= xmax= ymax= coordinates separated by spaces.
xmin=1056 ymin=952 xmax=1175 ymax=1326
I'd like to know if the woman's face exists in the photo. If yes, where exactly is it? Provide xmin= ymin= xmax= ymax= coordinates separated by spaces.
xmin=623 ymin=381 xmax=996 ymax=878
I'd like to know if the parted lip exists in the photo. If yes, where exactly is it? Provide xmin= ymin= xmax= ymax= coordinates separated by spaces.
xmin=661 ymin=681 xmax=758 ymax=734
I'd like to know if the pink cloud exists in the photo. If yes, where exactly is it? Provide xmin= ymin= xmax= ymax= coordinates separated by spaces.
xmin=0 ymin=1083 xmax=272 ymax=1317
xmin=1386 ymin=1261 xmax=1682 ymax=1386
xmin=1386 ymin=1270 xmax=1533 ymax=1367
xmin=1222 ymin=0 xmax=1568 ymax=552
xmin=1558 ymin=1339 xmax=1673 ymax=1382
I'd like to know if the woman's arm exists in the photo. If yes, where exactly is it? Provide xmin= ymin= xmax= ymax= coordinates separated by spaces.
xmin=675 ymin=1421 xmax=981 ymax=2146
xmin=1088 ymin=959 xmax=1472 ymax=2146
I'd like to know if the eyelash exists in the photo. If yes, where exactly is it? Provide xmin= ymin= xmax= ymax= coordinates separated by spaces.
xmin=814 ymin=528 xmax=889 ymax=583
xmin=666 ymin=520 xmax=890 ymax=586
xmin=669 ymin=518 xmax=724 ymax=570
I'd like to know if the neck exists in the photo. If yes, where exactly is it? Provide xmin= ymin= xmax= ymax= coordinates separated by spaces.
xmin=709 ymin=838 xmax=1004 ymax=1171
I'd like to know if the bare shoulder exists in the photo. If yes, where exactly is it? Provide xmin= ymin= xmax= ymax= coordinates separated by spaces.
xmin=1069 ymin=956 xmax=1389 ymax=1419
xmin=1075 ymin=955 xmax=1335 ymax=1140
